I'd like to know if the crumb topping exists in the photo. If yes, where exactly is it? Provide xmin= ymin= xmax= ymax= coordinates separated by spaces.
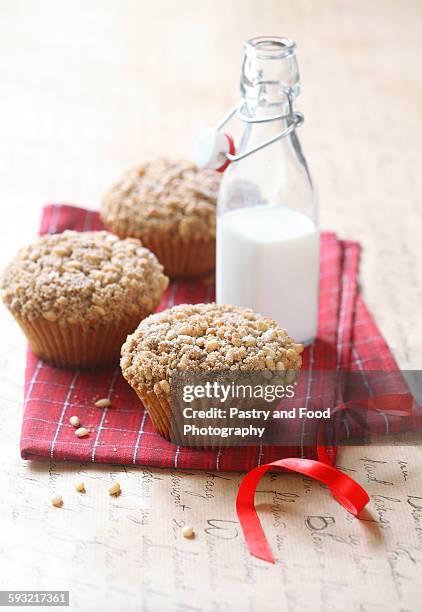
xmin=1 ymin=230 xmax=169 ymax=323
xmin=101 ymin=159 xmax=220 ymax=240
xmin=121 ymin=303 xmax=304 ymax=395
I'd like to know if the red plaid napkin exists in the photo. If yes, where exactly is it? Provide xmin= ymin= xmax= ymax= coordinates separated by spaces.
xmin=20 ymin=204 xmax=410 ymax=470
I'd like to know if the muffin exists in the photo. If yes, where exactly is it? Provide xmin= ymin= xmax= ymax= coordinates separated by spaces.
xmin=121 ymin=303 xmax=304 ymax=440
xmin=101 ymin=159 xmax=220 ymax=278
xmin=1 ymin=230 xmax=168 ymax=369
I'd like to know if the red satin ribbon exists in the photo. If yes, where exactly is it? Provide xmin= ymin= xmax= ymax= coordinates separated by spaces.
xmin=236 ymin=392 xmax=414 ymax=564
xmin=316 ymin=393 xmax=412 ymax=464
xmin=236 ymin=457 xmax=370 ymax=563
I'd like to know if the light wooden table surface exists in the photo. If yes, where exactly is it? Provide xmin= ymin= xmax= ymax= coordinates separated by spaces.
xmin=0 ymin=2 xmax=421 ymax=611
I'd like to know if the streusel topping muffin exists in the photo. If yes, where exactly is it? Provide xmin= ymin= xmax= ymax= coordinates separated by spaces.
xmin=1 ymin=230 xmax=169 ymax=368
xmin=101 ymin=159 xmax=220 ymax=278
xmin=121 ymin=303 xmax=303 ymax=438
xmin=102 ymin=159 xmax=219 ymax=240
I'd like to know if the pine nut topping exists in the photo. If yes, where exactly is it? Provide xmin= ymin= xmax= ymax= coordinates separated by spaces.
xmin=75 ymin=482 xmax=85 ymax=493
xmin=121 ymin=303 xmax=303 ymax=396
xmin=182 ymin=526 xmax=195 ymax=539
xmin=51 ymin=495 xmax=63 ymax=508
xmin=1 ymin=230 xmax=168 ymax=322
xmin=75 ymin=427 xmax=89 ymax=438
xmin=108 ymin=482 xmax=121 ymax=496
xmin=43 ymin=311 xmax=57 ymax=322
xmin=69 ymin=415 xmax=80 ymax=427
xmin=101 ymin=159 xmax=220 ymax=241
xmin=95 ymin=398 xmax=112 ymax=408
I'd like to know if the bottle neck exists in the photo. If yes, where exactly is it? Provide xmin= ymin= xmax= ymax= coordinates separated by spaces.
xmin=241 ymin=37 xmax=300 ymax=100
xmin=240 ymin=37 xmax=300 ymax=145
xmin=217 ymin=37 xmax=315 ymax=223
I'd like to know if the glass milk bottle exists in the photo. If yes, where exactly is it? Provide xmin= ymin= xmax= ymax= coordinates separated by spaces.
xmin=196 ymin=36 xmax=319 ymax=345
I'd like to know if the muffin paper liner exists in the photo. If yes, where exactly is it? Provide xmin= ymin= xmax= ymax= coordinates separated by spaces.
xmin=134 ymin=386 xmax=236 ymax=449
xmin=128 ymin=234 xmax=215 ymax=279
xmin=14 ymin=314 xmax=143 ymax=369
xmin=134 ymin=387 xmax=173 ymax=439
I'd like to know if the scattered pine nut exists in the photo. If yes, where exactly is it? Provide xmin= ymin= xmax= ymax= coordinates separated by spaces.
xmin=75 ymin=482 xmax=85 ymax=493
xmin=108 ymin=482 xmax=121 ymax=496
xmin=75 ymin=427 xmax=89 ymax=438
xmin=69 ymin=415 xmax=80 ymax=427
xmin=95 ymin=398 xmax=111 ymax=408
xmin=182 ymin=526 xmax=195 ymax=539
xmin=51 ymin=495 xmax=63 ymax=508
